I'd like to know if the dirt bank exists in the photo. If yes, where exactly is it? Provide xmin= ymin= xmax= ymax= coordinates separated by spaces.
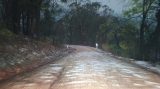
xmin=0 ymin=35 xmax=74 ymax=81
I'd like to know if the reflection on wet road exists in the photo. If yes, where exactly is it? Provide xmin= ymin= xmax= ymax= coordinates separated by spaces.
xmin=0 ymin=45 xmax=160 ymax=89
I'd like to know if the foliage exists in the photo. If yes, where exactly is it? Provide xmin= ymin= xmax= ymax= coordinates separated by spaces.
xmin=61 ymin=2 xmax=105 ymax=46
xmin=0 ymin=26 xmax=16 ymax=42
xmin=124 ymin=0 xmax=159 ymax=61
xmin=0 ymin=0 xmax=160 ymax=64
xmin=100 ymin=16 xmax=139 ymax=58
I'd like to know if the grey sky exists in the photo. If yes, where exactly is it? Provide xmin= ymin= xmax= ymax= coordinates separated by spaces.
xmin=92 ymin=0 xmax=130 ymax=14
xmin=57 ymin=0 xmax=130 ymax=15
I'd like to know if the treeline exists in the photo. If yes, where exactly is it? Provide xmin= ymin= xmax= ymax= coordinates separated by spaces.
xmin=0 ymin=0 xmax=64 ymax=39
xmin=0 ymin=0 xmax=160 ymax=63
xmin=123 ymin=0 xmax=160 ymax=63
xmin=58 ymin=0 xmax=160 ymax=63
xmin=98 ymin=0 xmax=160 ymax=63
xmin=1 ymin=0 xmax=42 ymax=35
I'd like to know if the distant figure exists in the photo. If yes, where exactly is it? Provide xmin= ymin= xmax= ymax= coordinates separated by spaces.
xmin=95 ymin=43 xmax=98 ymax=48
xmin=66 ymin=45 xmax=69 ymax=49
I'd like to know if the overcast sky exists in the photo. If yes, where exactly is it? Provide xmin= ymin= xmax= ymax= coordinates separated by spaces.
xmin=58 ymin=0 xmax=130 ymax=15
xmin=92 ymin=0 xmax=130 ymax=15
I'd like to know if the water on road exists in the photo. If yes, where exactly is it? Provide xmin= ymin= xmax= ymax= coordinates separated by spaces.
xmin=0 ymin=45 xmax=160 ymax=89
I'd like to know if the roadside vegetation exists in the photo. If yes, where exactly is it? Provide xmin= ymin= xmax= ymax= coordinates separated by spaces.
xmin=0 ymin=28 xmax=72 ymax=80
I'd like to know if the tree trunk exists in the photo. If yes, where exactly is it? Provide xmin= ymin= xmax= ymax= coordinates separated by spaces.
xmin=139 ymin=0 xmax=147 ymax=60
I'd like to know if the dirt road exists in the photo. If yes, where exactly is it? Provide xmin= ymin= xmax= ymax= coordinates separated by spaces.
xmin=0 ymin=45 xmax=160 ymax=89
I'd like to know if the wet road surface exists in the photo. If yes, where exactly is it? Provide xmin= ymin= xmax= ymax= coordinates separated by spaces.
xmin=0 ymin=45 xmax=160 ymax=89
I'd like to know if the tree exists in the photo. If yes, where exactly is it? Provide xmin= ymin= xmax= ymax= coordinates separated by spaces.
xmin=0 ymin=0 xmax=67 ymax=38
xmin=62 ymin=2 xmax=102 ymax=46
xmin=149 ymin=0 xmax=160 ymax=62
xmin=124 ymin=0 xmax=156 ymax=60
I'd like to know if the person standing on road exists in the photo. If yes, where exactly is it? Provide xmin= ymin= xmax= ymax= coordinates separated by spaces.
xmin=96 ymin=43 xmax=98 ymax=48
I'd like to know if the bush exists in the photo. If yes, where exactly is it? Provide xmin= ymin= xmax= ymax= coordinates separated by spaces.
xmin=0 ymin=28 xmax=16 ymax=39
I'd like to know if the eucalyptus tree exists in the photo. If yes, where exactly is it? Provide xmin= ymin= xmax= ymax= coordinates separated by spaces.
xmin=62 ymin=2 xmax=102 ymax=45
xmin=0 ymin=0 xmax=3 ymax=23
xmin=148 ymin=0 xmax=160 ymax=62
xmin=124 ymin=0 xmax=157 ymax=60
xmin=1 ymin=0 xmax=43 ymax=35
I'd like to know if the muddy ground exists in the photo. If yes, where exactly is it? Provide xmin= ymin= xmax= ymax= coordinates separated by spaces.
xmin=0 ymin=45 xmax=160 ymax=89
